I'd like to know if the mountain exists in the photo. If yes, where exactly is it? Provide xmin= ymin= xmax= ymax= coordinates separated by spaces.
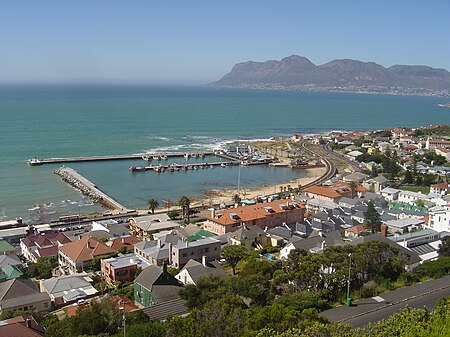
xmin=211 ymin=55 xmax=450 ymax=95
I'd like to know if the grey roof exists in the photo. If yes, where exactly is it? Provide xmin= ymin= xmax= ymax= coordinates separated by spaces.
xmin=231 ymin=225 xmax=265 ymax=241
xmin=311 ymin=212 xmax=329 ymax=222
xmin=178 ymin=259 xmax=226 ymax=284
xmin=384 ymin=218 xmax=425 ymax=229
xmin=0 ymin=254 xmax=22 ymax=269
xmin=141 ymin=297 xmax=188 ymax=321
xmin=410 ymin=244 xmax=436 ymax=255
xmin=290 ymin=230 xmax=345 ymax=252
xmin=135 ymin=265 xmax=182 ymax=290
xmin=339 ymin=197 xmax=360 ymax=207
xmin=41 ymin=274 xmax=97 ymax=300
xmin=0 ymin=278 xmax=50 ymax=309
xmin=343 ymin=172 xmax=368 ymax=182
xmin=173 ymin=237 xmax=220 ymax=250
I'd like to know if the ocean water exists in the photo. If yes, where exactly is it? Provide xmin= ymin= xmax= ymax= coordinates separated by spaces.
xmin=0 ymin=84 xmax=449 ymax=222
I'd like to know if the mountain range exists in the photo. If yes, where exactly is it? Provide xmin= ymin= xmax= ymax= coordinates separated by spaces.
xmin=211 ymin=55 xmax=450 ymax=95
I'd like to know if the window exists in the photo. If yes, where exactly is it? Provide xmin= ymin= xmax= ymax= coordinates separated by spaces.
xmin=205 ymin=248 xmax=210 ymax=253
xmin=182 ymin=253 xmax=187 ymax=257
xmin=44 ymin=302 xmax=48 ymax=308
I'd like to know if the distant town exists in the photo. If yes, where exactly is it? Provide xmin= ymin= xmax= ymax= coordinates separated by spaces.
xmin=1 ymin=123 xmax=450 ymax=336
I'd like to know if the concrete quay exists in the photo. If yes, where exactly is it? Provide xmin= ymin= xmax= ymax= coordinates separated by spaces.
xmin=30 ymin=151 xmax=214 ymax=165
xmin=54 ymin=167 xmax=128 ymax=212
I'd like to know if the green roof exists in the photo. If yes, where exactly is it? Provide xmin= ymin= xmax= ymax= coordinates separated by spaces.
xmin=0 ymin=264 xmax=23 ymax=279
xmin=0 ymin=240 xmax=15 ymax=253
xmin=187 ymin=229 xmax=216 ymax=242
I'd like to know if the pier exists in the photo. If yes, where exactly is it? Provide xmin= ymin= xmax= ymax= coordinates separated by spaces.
xmin=54 ymin=167 xmax=129 ymax=212
xmin=28 ymin=151 xmax=214 ymax=165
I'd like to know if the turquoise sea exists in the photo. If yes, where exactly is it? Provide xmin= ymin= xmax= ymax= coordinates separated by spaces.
xmin=1 ymin=84 xmax=449 ymax=222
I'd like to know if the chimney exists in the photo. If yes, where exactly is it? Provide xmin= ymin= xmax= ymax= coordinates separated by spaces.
xmin=121 ymin=237 xmax=125 ymax=244
xmin=163 ymin=262 xmax=168 ymax=274
xmin=79 ymin=235 xmax=82 ymax=240
xmin=157 ymin=238 xmax=162 ymax=248
xmin=86 ymin=240 xmax=91 ymax=249
xmin=380 ymin=224 xmax=388 ymax=237
xmin=209 ymin=208 xmax=215 ymax=218
xmin=202 ymin=255 xmax=207 ymax=267
xmin=26 ymin=319 xmax=31 ymax=328
xmin=321 ymin=240 xmax=326 ymax=250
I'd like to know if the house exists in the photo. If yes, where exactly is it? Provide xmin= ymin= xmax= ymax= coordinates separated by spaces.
xmin=280 ymin=231 xmax=345 ymax=259
xmin=0 ymin=264 xmax=23 ymax=281
xmin=86 ymin=219 xmax=130 ymax=239
xmin=101 ymin=254 xmax=149 ymax=284
xmin=21 ymin=232 xmax=71 ymax=263
xmin=134 ymin=231 xmax=180 ymax=266
xmin=397 ymin=190 xmax=427 ymax=205
xmin=305 ymin=186 xmax=343 ymax=203
xmin=228 ymin=225 xmax=269 ymax=249
xmin=343 ymin=224 xmax=370 ymax=238
xmin=427 ymin=205 xmax=450 ymax=232
xmin=175 ymin=257 xmax=226 ymax=285
xmin=58 ymin=237 xmax=116 ymax=274
xmin=0 ymin=314 xmax=46 ymax=337
xmin=109 ymin=235 xmax=141 ymax=253
xmin=265 ymin=222 xmax=312 ymax=246
xmin=204 ymin=200 xmax=305 ymax=235
xmin=134 ymin=265 xmax=183 ymax=308
xmin=40 ymin=273 xmax=98 ymax=306
xmin=425 ymin=137 xmax=450 ymax=150
xmin=0 ymin=254 xmax=22 ymax=270
xmin=430 ymin=182 xmax=450 ymax=196
xmin=0 ymin=239 xmax=16 ymax=255
xmin=384 ymin=218 xmax=425 ymax=235
xmin=129 ymin=214 xmax=181 ymax=239
xmin=0 ymin=278 xmax=51 ymax=312
xmin=380 ymin=187 xmax=401 ymax=201
xmin=305 ymin=199 xmax=338 ymax=213
xmin=362 ymin=175 xmax=389 ymax=193
xmin=171 ymin=237 xmax=221 ymax=269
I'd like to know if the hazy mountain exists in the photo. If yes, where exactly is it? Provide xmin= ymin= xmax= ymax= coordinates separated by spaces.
xmin=211 ymin=55 xmax=450 ymax=93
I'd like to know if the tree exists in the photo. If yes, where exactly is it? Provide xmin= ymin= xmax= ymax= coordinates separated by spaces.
xmin=403 ymin=170 xmax=413 ymax=184
xmin=178 ymin=196 xmax=191 ymax=223
xmin=364 ymin=201 xmax=381 ymax=233
xmin=371 ymin=165 xmax=379 ymax=178
xmin=349 ymin=181 xmax=358 ymax=198
xmin=233 ymin=194 xmax=241 ymax=205
xmin=438 ymin=236 xmax=450 ymax=257
xmin=148 ymin=198 xmax=159 ymax=214
xmin=222 ymin=245 xmax=249 ymax=275
xmin=25 ymin=256 xmax=58 ymax=279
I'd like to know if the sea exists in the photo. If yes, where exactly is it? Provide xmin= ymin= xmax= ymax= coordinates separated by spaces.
xmin=1 ymin=84 xmax=449 ymax=223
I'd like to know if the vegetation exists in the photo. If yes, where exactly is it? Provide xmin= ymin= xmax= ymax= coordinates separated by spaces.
xmin=363 ymin=201 xmax=381 ymax=233
xmin=148 ymin=198 xmax=159 ymax=214
xmin=178 ymin=196 xmax=191 ymax=223
xmin=438 ymin=236 xmax=450 ymax=257
xmin=222 ymin=245 xmax=250 ymax=275
xmin=25 ymin=256 xmax=58 ymax=279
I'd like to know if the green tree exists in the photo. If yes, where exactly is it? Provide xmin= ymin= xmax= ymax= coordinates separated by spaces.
xmin=178 ymin=196 xmax=191 ymax=223
xmin=233 ymin=194 xmax=241 ymax=205
xmin=438 ymin=236 xmax=450 ymax=257
xmin=25 ymin=256 xmax=58 ymax=279
xmin=222 ymin=245 xmax=249 ymax=275
xmin=148 ymin=198 xmax=159 ymax=214
xmin=364 ymin=201 xmax=381 ymax=233
xmin=403 ymin=170 xmax=413 ymax=184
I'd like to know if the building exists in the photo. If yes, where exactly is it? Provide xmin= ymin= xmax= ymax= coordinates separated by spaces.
xmin=40 ymin=273 xmax=98 ymax=306
xmin=427 ymin=205 xmax=450 ymax=232
xmin=58 ymin=237 xmax=116 ymax=274
xmin=0 ymin=239 xmax=16 ymax=255
xmin=425 ymin=137 xmax=450 ymax=150
xmin=380 ymin=187 xmax=401 ymax=201
xmin=101 ymin=254 xmax=149 ymax=284
xmin=204 ymin=200 xmax=305 ymax=235
xmin=0 ymin=278 xmax=51 ymax=312
xmin=362 ymin=175 xmax=389 ymax=193
xmin=21 ymin=232 xmax=71 ymax=263
xmin=109 ymin=235 xmax=141 ymax=253
xmin=430 ymin=182 xmax=449 ymax=196
xmin=435 ymin=147 xmax=450 ymax=161
xmin=171 ymin=237 xmax=221 ymax=269
xmin=175 ymin=257 xmax=226 ymax=285
xmin=134 ymin=265 xmax=183 ymax=308
xmin=0 ymin=314 xmax=46 ymax=337
xmin=129 ymin=214 xmax=181 ymax=239
xmin=384 ymin=218 xmax=425 ymax=235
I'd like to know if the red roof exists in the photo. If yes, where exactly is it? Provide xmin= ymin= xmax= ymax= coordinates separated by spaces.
xmin=207 ymin=199 xmax=305 ymax=227
xmin=305 ymin=186 xmax=341 ymax=198
xmin=21 ymin=232 xmax=71 ymax=248
xmin=110 ymin=236 xmax=141 ymax=252
xmin=59 ymin=237 xmax=116 ymax=263
xmin=431 ymin=182 xmax=449 ymax=189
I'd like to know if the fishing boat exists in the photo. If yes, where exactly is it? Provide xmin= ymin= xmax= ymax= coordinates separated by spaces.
xmin=27 ymin=158 xmax=43 ymax=166
xmin=160 ymin=155 xmax=168 ymax=160
xmin=153 ymin=155 xmax=160 ymax=160
xmin=129 ymin=166 xmax=146 ymax=172
xmin=220 ymin=163 xmax=227 ymax=167
xmin=184 ymin=153 xmax=190 ymax=159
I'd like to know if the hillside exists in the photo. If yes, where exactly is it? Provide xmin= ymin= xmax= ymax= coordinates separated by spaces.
xmin=211 ymin=55 xmax=450 ymax=95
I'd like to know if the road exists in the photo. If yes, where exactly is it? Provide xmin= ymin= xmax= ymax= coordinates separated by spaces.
xmin=319 ymin=276 xmax=450 ymax=327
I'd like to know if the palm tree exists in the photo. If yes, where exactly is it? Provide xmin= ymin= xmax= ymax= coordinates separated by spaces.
xmin=178 ymin=196 xmax=191 ymax=223
xmin=233 ymin=194 xmax=241 ymax=205
xmin=148 ymin=198 xmax=159 ymax=214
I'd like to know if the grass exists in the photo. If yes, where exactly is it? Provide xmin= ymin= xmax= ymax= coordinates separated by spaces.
xmin=399 ymin=185 xmax=430 ymax=194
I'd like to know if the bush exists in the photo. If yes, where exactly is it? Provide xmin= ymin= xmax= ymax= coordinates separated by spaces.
xmin=398 ymin=272 xmax=420 ymax=286
xmin=414 ymin=257 xmax=450 ymax=279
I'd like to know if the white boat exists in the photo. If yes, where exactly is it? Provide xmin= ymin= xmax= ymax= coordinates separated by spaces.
xmin=160 ymin=155 xmax=168 ymax=160
xmin=27 ymin=158 xmax=42 ymax=166
xmin=142 ymin=155 xmax=151 ymax=161
xmin=184 ymin=153 xmax=190 ymax=159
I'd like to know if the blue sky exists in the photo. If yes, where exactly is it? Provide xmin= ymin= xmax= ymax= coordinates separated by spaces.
xmin=0 ymin=0 xmax=449 ymax=84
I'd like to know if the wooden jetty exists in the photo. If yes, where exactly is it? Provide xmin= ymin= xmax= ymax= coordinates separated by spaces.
xmin=54 ymin=167 xmax=128 ymax=211
xmin=28 ymin=151 xmax=214 ymax=165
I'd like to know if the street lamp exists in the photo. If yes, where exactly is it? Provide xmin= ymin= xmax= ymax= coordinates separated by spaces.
xmin=347 ymin=253 xmax=352 ymax=307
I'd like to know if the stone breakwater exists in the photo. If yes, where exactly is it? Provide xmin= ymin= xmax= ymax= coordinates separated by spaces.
xmin=54 ymin=166 xmax=128 ymax=211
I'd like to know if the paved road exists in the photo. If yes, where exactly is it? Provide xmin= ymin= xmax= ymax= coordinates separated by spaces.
xmin=320 ymin=276 xmax=450 ymax=327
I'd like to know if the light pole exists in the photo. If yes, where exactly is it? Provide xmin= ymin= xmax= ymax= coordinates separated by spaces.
xmin=347 ymin=253 xmax=352 ymax=307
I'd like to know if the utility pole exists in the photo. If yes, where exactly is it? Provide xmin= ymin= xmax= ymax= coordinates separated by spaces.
xmin=121 ymin=305 xmax=126 ymax=337
xmin=347 ymin=253 xmax=352 ymax=307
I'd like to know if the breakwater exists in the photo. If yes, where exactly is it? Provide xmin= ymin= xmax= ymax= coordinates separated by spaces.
xmin=54 ymin=167 xmax=128 ymax=211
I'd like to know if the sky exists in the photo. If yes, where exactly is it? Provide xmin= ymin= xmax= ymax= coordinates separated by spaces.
xmin=0 ymin=0 xmax=449 ymax=84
